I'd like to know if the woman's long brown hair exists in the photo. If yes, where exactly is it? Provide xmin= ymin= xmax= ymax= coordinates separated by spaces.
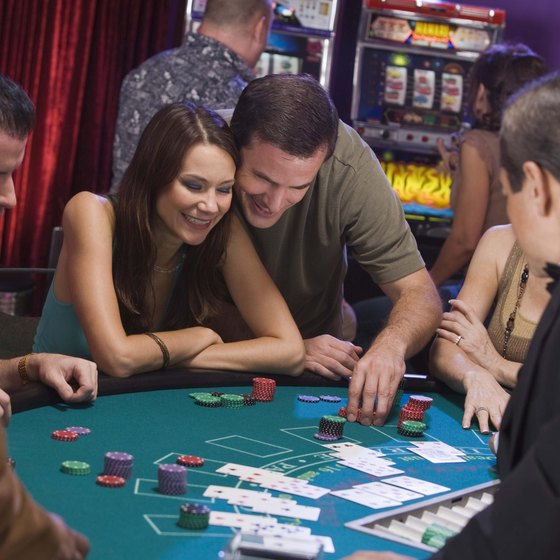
xmin=111 ymin=102 xmax=239 ymax=334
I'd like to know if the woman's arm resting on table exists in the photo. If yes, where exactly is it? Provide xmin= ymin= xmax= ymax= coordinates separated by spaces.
xmin=182 ymin=215 xmax=305 ymax=375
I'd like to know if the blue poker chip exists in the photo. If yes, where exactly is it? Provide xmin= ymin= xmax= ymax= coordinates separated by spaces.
xmin=319 ymin=395 xmax=342 ymax=403
xmin=297 ymin=395 xmax=320 ymax=403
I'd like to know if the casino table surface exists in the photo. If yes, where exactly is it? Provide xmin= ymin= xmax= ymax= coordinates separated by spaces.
xmin=8 ymin=370 xmax=497 ymax=560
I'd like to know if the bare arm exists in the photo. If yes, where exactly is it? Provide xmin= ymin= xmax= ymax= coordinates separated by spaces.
xmin=430 ymin=226 xmax=518 ymax=430
xmin=59 ymin=192 xmax=222 ymax=377
xmin=348 ymin=267 xmax=442 ymax=426
xmin=182 ymin=215 xmax=305 ymax=375
xmin=430 ymin=142 xmax=491 ymax=287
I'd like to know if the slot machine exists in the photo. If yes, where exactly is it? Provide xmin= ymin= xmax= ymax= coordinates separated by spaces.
xmin=351 ymin=0 xmax=505 ymax=264
xmin=186 ymin=1 xmax=340 ymax=89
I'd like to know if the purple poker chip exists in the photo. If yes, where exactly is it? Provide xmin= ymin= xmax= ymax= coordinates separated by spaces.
xmin=158 ymin=463 xmax=187 ymax=495
xmin=319 ymin=395 xmax=342 ymax=403
xmin=313 ymin=432 xmax=341 ymax=441
xmin=297 ymin=395 xmax=320 ymax=403
xmin=181 ymin=503 xmax=210 ymax=515
xmin=66 ymin=426 xmax=92 ymax=436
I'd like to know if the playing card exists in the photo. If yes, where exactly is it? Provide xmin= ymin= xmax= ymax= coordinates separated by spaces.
xmin=408 ymin=447 xmax=466 ymax=463
xmin=258 ymin=479 xmax=331 ymax=499
xmin=209 ymin=510 xmax=273 ymax=527
xmin=382 ymin=475 xmax=450 ymax=495
xmin=338 ymin=456 xmax=404 ymax=477
xmin=355 ymin=481 xmax=424 ymax=501
xmin=330 ymin=487 xmax=402 ymax=509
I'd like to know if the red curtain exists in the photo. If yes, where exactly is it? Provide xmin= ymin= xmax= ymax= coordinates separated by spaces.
xmin=0 ymin=0 xmax=186 ymax=267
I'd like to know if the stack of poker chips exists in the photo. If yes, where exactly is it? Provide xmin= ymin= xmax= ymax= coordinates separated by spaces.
xmin=177 ymin=503 xmax=211 ymax=530
xmin=176 ymin=455 xmax=204 ymax=468
xmin=60 ymin=460 xmax=91 ymax=476
xmin=242 ymin=394 xmax=256 ymax=406
xmin=314 ymin=415 xmax=347 ymax=441
xmin=397 ymin=395 xmax=433 ymax=437
xmin=104 ymin=451 xmax=134 ymax=480
xmin=193 ymin=394 xmax=222 ymax=407
xmin=158 ymin=463 xmax=187 ymax=495
xmin=421 ymin=523 xmax=456 ymax=548
xmin=96 ymin=474 xmax=126 ymax=487
xmin=251 ymin=377 xmax=276 ymax=401
xmin=220 ymin=394 xmax=245 ymax=408
xmin=337 ymin=406 xmax=363 ymax=423
xmin=298 ymin=395 xmax=320 ymax=403
xmin=51 ymin=429 xmax=79 ymax=442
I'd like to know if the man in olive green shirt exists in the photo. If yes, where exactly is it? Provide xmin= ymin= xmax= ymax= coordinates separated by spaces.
xmin=228 ymin=74 xmax=442 ymax=426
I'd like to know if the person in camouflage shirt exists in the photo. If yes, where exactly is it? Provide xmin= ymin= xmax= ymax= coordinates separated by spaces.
xmin=111 ymin=0 xmax=272 ymax=192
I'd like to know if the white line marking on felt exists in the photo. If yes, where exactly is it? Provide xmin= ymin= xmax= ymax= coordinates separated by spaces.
xmin=143 ymin=514 xmax=232 ymax=538
xmin=206 ymin=435 xmax=291 ymax=458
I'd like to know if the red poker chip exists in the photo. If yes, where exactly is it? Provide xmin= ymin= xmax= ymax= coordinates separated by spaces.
xmin=51 ymin=430 xmax=79 ymax=442
xmin=177 ymin=455 xmax=204 ymax=467
xmin=96 ymin=475 xmax=126 ymax=487
xmin=408 ymin=395 xmax=433 ymax=411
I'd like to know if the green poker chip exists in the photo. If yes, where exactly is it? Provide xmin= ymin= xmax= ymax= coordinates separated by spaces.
xmin=60 ymin=460 xmax=91 ymax=475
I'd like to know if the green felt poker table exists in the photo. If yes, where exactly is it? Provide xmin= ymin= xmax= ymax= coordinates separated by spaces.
xmin=8 ymin=370 xmax=498 ymax=559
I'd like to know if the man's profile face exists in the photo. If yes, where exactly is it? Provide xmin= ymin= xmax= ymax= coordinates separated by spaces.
xmin=500 ymin=165 xmax=547 ymax=277
xmin=234 ymin=139 xmax=327 ymax=229
xmin=0 ymin=131 xmax=27 ymax=214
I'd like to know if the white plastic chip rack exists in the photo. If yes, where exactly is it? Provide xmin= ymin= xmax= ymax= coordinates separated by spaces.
xmin=345 ymin=479 xmax=500 ymax=553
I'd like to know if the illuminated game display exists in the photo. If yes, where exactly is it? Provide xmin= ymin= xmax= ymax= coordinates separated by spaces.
xmin=186 ymin=0 xmax=340 ymax=89
xmin=351 ymin=0 xmax=505 ymax=236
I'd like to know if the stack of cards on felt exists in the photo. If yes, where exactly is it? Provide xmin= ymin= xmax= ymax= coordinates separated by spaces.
xmin=215 ymin=462 xmax=330 ymax=499
xmin=353 ymin=481 xmax=424 ymax=501
xmin=209 ymin=511 xmax=273 ymax=528
xmin=382 ymin=475 xmax=451 ymax=495
xmin=204 ymin=485 xmax=321 ymax=521
xmin=408 ymin=441 xmax=466 ymax=463
xmin=330 ymin=487 xmax=403 ymax=509
xmin=338 ymin=455 xmax=404 ymax=477
xmin=257 ymin=477 xmax=330 ymax=499
xmin=323 ymin=442 xmax=387 ymax=460
xmin=216 ymin=463 xmax=285 ymax=481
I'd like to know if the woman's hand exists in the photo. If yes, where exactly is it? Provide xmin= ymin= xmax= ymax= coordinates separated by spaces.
xmin=436 ymin=298 xmax=502 ymax=374
xmin=461 ymin=367 xmax=510 ymax=433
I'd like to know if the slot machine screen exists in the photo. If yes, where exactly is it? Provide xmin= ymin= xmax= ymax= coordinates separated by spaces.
xmin=356 ymin=47 xmax=473 ymax=135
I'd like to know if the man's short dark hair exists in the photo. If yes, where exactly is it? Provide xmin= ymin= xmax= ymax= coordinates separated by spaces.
xmin=0 ymin=74 xmax=35 ymax=139
xmin=501 ymin=71 xmax=560 ymax=192
xmin=230 ymin=73 xmax=339 ymax=159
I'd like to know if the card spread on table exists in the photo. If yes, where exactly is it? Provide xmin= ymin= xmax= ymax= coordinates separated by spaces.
xmin=216 ymin=463 xmax=285 ymax=480
xmin=338 ymin=456 xmax=404 ymax=477
xmin=408 ymin=447 xmax=466 ymax=463
xmin=209 ymin=510 xmax=273 ymax=527
xmin=323 ymin=442 xmax=386 ymax=460
xmin=241 ymin=522 xmax=311 ymax=536
xmin=330 ymin=488 xmax=402 ymax=509
xmin=258 ymin=478 xmax=331 ymax=499
xmin=354 ymin=481 xmax=424 ymax=501
xmin=204 ymin=485 xmax=321 ymax=521
xmin=204 ymin=485 xmax=269 ymax=500
xmin=410 ymin=441 xmax=465 ymax=454
xmin=382 ymin=475 xmax=451 ymax=495
xmin=215 ymin=463 xmax=329 ymax=499
xmin=408 ymin=442 xmax=466 ymax=463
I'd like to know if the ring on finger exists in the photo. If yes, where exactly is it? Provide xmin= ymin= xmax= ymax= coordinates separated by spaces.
xmin=455 ymin=335 xmax=462 ymax=345
xmin=476 ymin=406 xmax=489 ymax=414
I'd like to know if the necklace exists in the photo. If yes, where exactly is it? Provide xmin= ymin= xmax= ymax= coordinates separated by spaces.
xmin=153 ymin=252 xmax=185 ymax=274
xmin=502 ymin=264 xmax=529 ymax=358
